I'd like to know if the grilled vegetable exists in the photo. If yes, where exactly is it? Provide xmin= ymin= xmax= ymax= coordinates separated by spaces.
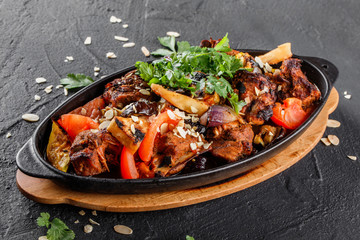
xmin=258 ymin=42 xmax=292 ymax=65
xmin=46 ymin=121 xmax=71 ymax=172
xmin=151 ymin=84 xmax=209 ymax=115
xmin=107 ymin=116 xmax=149 ymax=154
xmin=57 ymin=114 xmax=99 ymax=141
xmin=120 ymin=146 xmax=139 ymax=179
xmin=271 ymin=98 xmax=308 ymax=130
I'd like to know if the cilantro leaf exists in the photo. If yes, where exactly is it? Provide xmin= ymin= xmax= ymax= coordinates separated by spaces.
xmin=47 ymin=218 xmax=75 ymax=240
xmin=214 ymin=33 xmax=232 ymax=52
xmin=37 ymin=212 xmax=50 ymax=228
xmin=135 ymin=61 xmax=154 ymax=81
xmin=158 ymin=36 xmax=176 ymax=52
xmin=186 ymin=236 xmax=195 ymax=240
xmin=151 ymin=48 xmax=174 ymax=57
xmin=36 ymin=212 xmax=75 ymax=240
xmin=177 ymin=41 xmax=191 ymax=53
xmin=229 ymin=93 xmax=247 ymax=114
xmin=60 ymin=74 xmax=94 ymax=90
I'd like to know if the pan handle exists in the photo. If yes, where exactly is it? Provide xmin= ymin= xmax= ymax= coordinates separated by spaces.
xmin=303 ymin=56 xmax=339 ymax=85
xmin=16 ymin=138 xmax=62 ymax=179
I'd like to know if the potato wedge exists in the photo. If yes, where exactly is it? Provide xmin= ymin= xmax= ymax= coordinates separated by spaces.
xmin=46 ymin=121 xmax=71 ymax=172
xmin=258 ymin=42 xmax=292 ymax=65
xmin=107 ymin=116 xmax=149 ymax=154
xmin=151 ymin=84 xmax=209 ymax=115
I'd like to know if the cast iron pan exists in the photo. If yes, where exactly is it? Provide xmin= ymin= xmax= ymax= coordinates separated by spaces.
xmin=16 ymin=50 xmax=338 ymax=194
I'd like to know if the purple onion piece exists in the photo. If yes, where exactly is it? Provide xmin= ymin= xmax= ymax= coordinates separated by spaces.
xmin=200 ymin=105 xmax=238 ymax=127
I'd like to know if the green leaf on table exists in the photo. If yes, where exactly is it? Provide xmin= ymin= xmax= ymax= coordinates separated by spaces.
xmin=158 ymin=36 xmax=176 ymax=52
xmin=37 ymin=212 xmax=50 ymax=228
xmin=60 ymin=74 xmax=94 ymax=90
xmin=36 ymin=212 xmax=75 ymax=240
xmin=186 ymin=235 xmax=195 ymax=240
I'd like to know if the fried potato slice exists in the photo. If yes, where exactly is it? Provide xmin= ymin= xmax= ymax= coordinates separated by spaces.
xmin=258 ymin=42 xmax=292 ymax=65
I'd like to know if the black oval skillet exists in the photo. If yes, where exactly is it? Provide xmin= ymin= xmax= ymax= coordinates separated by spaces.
xmin=16 ymin=50 xmax=338 ymax=194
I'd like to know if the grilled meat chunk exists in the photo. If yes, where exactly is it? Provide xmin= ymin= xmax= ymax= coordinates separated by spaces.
xmin=280 ymin=58 xmax=321 ymax=108
xmin=151 ymin=131 xmax=208 ymax=177
xmin=103 ymin=70 xmax=154 ymax=108
xmin=69 ymin=96 xmax=105 ymax=120
xmin=207 ymin=120 xmax=254 ymax=162
xmin=70 ymin=130 xmax=122 ymax=176
xmin=233 ymin=71 xmax=277 ymax=125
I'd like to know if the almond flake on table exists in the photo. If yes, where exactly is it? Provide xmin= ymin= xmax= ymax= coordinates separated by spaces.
xmin=91 ymin=210 xmax=97 ymax=216
xmin=84 ymin=37 xmax=92 ymax=45
xmin=6 ymin=132 xmax=12 ymax=138
xmin=347 ymin=155 xmax=357 ymax=161
xmin=89 ymin=218 xmax=100 ymax=226
xmin=94 ymin=66 xmax=100 ymax=72
xmin=166 ymin=31 xmax=180 ymax=37
xmin=123 ymin=42 xmax=135 ymax=48
xmin=65 ymin=56 xmax=74 ymax=62
xmin=344 ymin=94 xmax=351 ymax=99
xmin=64 ymin=87 xmax=68 ymax=96
xmin=38 ymin=236 xmax=48 ymax=240
xmin=328 ymin=135 xmax=340 ymax=146
xmin=122 ymin=24 xmax=129 ymax=28
xmin=141 ymin=46 xmax=150 ymax=57
xmin=79 ymin=210 xmax=86 ymax=216
xmin=106 ymin=52 xmax=117 ymax=59
xmin=114 ymin=225 xmax=133 ymax=235
xmin=55 ymin=84 xmax=63 ymax=89
xmin=35 ymin=77 xmax=47 ymax=84
xmin=320 ymin=137 xmax=331 ymax=146
xmin=22 ymin=113 xmax=39 ymax=122
xmin=44 ymin=85 xmax=53 ymax=94
xmin=84 ymin=224 xmax=93 ymax=233
xmin=34 ymin=95 xmax=41 ymax=101
xmin=114 ymin=36 xmax=129 ymax=42
xmin=110 ymin=16 xmax=122 ymax=23
xmin=94 ymin=72 xmax=99 ymax=77
xmin=74 ymin=220 xmax=80 ymax=224
xmin=326 ymin=119 xmax=341 ymax=128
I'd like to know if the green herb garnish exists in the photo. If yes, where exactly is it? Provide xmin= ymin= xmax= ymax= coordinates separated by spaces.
xmin=60 ymin=73 xmax=94 ymax=90
xmin=186 ymin=235 xmax=195 ymax=240
xmin=135 ymin=33 xmax=251 ymax=113
xmin=37 ymin=212 xmax=75 ymax=240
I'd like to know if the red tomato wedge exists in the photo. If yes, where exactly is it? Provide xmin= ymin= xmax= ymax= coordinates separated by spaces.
xmin=138 ymin=110 xmax=180 ymax=163
xmin=120 ymin=146 xmax=139 ymax=179
xmin=57 ymin=114 xmax=99 ymax=141
xmin=271 ymin=98 xmax=308 ymax=130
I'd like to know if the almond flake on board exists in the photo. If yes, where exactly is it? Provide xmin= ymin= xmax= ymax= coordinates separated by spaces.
xmin=44 ymin=85 xmax=53 ymax=94
xmin=65 ymin=56 xmax=74 ymax=61
xmin=141 ymin=46 xmax=150 ymax=57
xmin=35 ymin=77 xmax=47 ymax=84
xmin=64 ymin=87 xmax=68 ymax=96
xmin=326 ymin=119 xmax=341 ymax=128
xmin=327 ymin=135 xmax=340 ymax=146
xmin=114 ymin=225 xmax=133 ymax=235
xmin=22 ymin=113 xmax=39 ymax=122
xmin=344 ymin=94 xmax=352 ymax=99
xmin=74 ymin=220 xmax=80 ymax=224
xmin=114 ymin=36 xmax=129 ymax=42
xmin=79 ymin=210 xmax=86 ymax=216
xmin=84 ymin=37 xmax=91 ymax=45
xmin=55 ymin=84 xmax=63 ymax=89
xmin=320 ymin=138 xmax=331 ymax=146
xmin=123 ymin=42 xmax=135 ymax=48
xmin=166 ymin=31 xmax=180 ymax=37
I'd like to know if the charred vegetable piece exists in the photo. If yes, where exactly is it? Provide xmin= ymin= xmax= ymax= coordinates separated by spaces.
xmin=253 ymin=125 xmax=285 ymax=147
xmin=258 ymin=43 xmax=292 ymax=64
xmin=107 ymin=116 xmax=149 ymax=154
xmin=57 ymin=114 xmax=99 ymax=141
xmin=200 ymin=105 xmax=239 ymax=127
xmin=151 ymin=84 xmax=209 ymax=115
xmin=46 ymin=121 xmax=71 ymax=172
xmin=138 ymin=110 xmax=180 ymax=163
xmin=271 ymin=98 xmax=308 ymax=130
xmin=120 ymin=146 xmax=139 ymax=179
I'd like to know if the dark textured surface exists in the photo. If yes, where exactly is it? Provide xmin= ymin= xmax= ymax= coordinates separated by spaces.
xmin=1 ymin=0 xmax=359 ymax=239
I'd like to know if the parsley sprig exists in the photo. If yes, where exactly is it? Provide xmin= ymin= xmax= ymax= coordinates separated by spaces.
xmin=60 ymin=74 xmax=94 ymax=90
xmin=37 ymin=212 xmax=75 ymax=240
xmin=135 ymin=34 xmax=250 ymax=113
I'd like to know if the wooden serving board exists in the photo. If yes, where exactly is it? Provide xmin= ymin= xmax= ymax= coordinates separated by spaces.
xmin=16 ymin=88 xmax=339 ymax=212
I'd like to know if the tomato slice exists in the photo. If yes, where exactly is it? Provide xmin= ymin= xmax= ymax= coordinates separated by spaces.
xmin=57 ymin=114 xmax=99 ymax=141
xmin=271 ymin=98 xmax=308 ymax=130
xmin=120 ymin=146 xmax=139 ymax=179
xmin=138 ymin=110 xmax=180 ymax=163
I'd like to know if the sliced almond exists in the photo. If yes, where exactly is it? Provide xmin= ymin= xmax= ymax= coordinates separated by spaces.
xmin=190 ymin=106 xmax=198 ymax=114
xmin=177 ymin=127 xmax=187 ymax=138
xmin=166 ymin=31 xmax=180 ymax=37
xmin=35 ymin=77 xmax=47 ymax=84
xmin=55 ymin=84 xmax=63 ymax=89
xmin=64 ymin=87 xmax=68 ymax=96
xmin=328 ymin=135 xmax=339 ymax=146
xmin=190 ymin=142 xmax=197 ymax=151
xmin=94 ymin=72 xmax=99 ymax=77
xmin=94 ymin=66 xmax=100 ymax=72
xmin=139 ymin=89 xmax=150 ymax=95
xmin=106 ymin=52 xmax=117 ymax=59
xmin=320 ymin=138 xmax=331 ymax=146
xmin=167 ymin=110 xmax=177 ymax=120
xmin=141 ymin=46 xmax=150 ymax=57
xmin=44 ymin=85 xmax=53 ymax=94
xmin=99 ymin=120 xmax=111 ymax=130
xmin=344 ymin=94 xmax=351 ymax=99
xmin=110 ymin=16 xmax=122 ymax=23
xmin=254 ymin=87 xmax=260 ymax=96
xmin=326 ymin=119 xmax=341 ymax=128
xmin=34 ymin=95 xmax=41 ymax=101
xmin=131 ymin=115 xmax=139 ymax=123
xmin=114 ymin=225 xmax=133 ymax=235
xmin=89 ymin=218 xmax=100 ymax=226
xmin=22 ymin=113 xmax=39 ymax=122
xmin=84 ymin=224 xmax=93 ymax=233
xmin=130 ymin=124 xmax=136 ymax=134
xmin=160 ymin=123 xmax=168 ymax=135
xmin=74 ymin=220 xmax=80 ymax=224
xmin=123 ymin=42 xmax=135 ymax=48
xmin=84 ymin=37 xmax=91 ymax=45
xmin=38 ymin=236 xmax=48 ymax=240
xmin=91 ymin=210 xmax=97 ymax=216
xmin=104 ymin=109 xmax=114 ymax=120
xmin=65 ymin=56 xmax=74 ymax=61
xmin=347 ymin=155 xmax=357 ymax=161
xmin=122 ymin=24 xmax=129 ymax=28
xmin=114 ymin=36 xmax=129 ymax=42
xmin=6 ymin=132 xmax=12 ymax=138
xmin=79 ymin=210 xmax=86 ymax=216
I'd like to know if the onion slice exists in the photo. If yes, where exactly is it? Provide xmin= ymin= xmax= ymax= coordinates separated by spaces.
xmin=200 ymin=105 xmax=238 ymax=127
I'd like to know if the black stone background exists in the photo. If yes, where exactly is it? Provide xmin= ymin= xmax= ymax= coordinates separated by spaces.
xmin=1 ymin=0 xmax=359 ymax=239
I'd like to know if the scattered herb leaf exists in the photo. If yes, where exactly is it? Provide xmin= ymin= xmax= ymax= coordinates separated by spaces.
xmin=37 ymin=212 xmax=75 ymax=240
xmin=186 ymin=235 xmax=195 ymax=240
xmin=60 ymin=74 xmax=94 ymax=90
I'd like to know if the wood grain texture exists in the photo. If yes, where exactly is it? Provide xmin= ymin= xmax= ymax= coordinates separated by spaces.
xmin=16 ymin=88 xmax=339 ymax=212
